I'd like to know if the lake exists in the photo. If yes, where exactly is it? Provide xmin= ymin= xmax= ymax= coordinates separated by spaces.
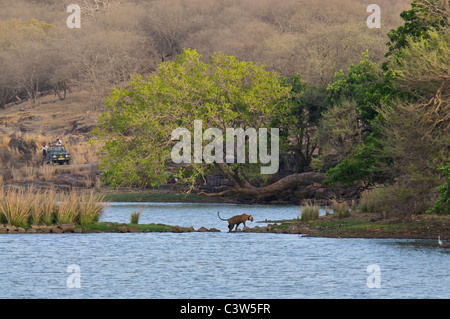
xmin=0 ymin=202 xmax=448 ymax=298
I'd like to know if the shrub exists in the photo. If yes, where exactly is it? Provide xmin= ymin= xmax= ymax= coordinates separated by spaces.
xmin=331 ymin=200 xmax=350 ymax=219
xmin=130 ymin=209 xmax=142 ymax=224
xmin=300 ymin=201 xmax=320 ymax=222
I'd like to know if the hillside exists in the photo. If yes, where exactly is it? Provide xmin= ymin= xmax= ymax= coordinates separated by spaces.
xmin=0 ymin=90 xmax=102 ymax=190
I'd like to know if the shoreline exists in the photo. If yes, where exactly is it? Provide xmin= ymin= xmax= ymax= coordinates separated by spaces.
xmin=1 ymin=211 xmax=449 ymax=242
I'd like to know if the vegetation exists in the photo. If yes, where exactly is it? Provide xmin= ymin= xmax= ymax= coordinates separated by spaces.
xmin=1 ymin=0 xmax=447 ymax=219
xmin=300 ymin=202 xmax=320 ymax=222
xmin=0 ymin=186 xmax=106 ymax=228
xmin=130 ymin=209 xmax=142 ymax=224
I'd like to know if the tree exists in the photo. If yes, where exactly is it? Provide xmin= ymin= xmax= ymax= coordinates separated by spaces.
xmin=93 ymin=49 xmax=326 ymax=200
xmin=385 ymin=0 xmax=449 ymax=64
xmin=277 ymin=74 xmax=327 ymax=173
xmin=314 ymin=52 xmax=391 ymax=185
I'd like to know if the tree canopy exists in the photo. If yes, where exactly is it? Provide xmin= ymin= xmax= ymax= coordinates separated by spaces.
xmin=93 ymin=49 xmax=292 ymax=191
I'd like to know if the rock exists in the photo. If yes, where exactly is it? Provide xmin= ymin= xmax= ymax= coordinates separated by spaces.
xmin=27 ymin=228 xmax=37 ymax=233
xmin=242 ymin=226 xmax=251 ymax=232
xmin=171 ymin=226 xmax=184 ymax=233
xmin=197 ymin=227 xmax=208 ymax=232
xmin=118 ymin=225 xmax=128 ymax=233
xmin=17 ymin=227 xmax=26 ymax=233
xmin=6 ymin=225 xmax=17 ymax=232
xmin=51 ymin=226 xmax=63 ymax=233
xmin=60 ymin=223 xmax=75 ymax=233
xmin=39 ymin=225 xmax=51 ymax=233
xmin=0 ymin=227 xmax=7 ymax=234
xmin=129 ymin=226 xmax=138 ymax=233
xmin=74 ymin=228 xmax=83 ymax=233
xmin=208 ymin=228 xmax=220 ymax=232
xmin=30 ymin=224 xmax=40 ymax=229
xmin=287 ymin=225 xmax=301 ymax=234
xmin=314 ymin=188 xmax=329 ymax=200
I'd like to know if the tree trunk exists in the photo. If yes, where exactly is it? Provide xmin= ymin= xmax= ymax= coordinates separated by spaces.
xmin=199 ymin=162 xmax=327 ymax=201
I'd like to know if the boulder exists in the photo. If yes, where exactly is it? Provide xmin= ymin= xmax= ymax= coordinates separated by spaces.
xmin=51 ymin=226 xmax=63 ymax=233
xmin=27 ymin=228 xmax=37 ymax=233
xmin=118 ymin=225 xmax=128 ymax=233
xmin=6 ymin=225 xmax=17 ymax=232
xmin=197 ymin=227 xmax=208 ymax=232
xmin=129 ymin=226 xmax=138 ymax=233
xmin=39 ymin=225 xmax=51 ymax=233
xmin=17 ymin=227 xmax=26 ymax=233
xmin=171 ymin=226 xmax=184 ymax=233
xmin=60 ymin=223 xmax=75 ymax=233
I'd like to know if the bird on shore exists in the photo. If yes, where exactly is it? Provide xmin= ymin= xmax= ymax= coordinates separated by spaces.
xmin=437 ymin=235 xmax=450 ymax=248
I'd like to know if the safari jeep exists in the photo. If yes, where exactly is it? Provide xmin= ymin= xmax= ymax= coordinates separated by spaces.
xmin=43 ymin=145 xmax=71 ymax=165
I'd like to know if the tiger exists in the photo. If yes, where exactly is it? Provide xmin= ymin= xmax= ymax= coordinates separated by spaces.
xmin=217 ymin=212 xmax=254 ymax=232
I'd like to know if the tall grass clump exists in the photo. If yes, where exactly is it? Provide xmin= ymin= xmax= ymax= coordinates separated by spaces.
xmin=40 ymin=188 xmax=58 ymax=225
xmin=0 ymin=186 xmax=107 ymax=228
xmin=0 ymin=187 xmax=33 ymax=228
xmin=56 ymin=191 xmax=80 ymax=224
xmin=331 ymin=200 xmax=350 ymax=219
xmin=78 ymin=190 xmax=106 ymax=226
xmin=300 ymin=201 xmax=320 ymax=222
xmin=130 ymin=209 xmax=142 ymax=224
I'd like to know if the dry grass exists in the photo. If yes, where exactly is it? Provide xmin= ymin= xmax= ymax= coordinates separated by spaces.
xmin=22 ymin=165 xmax=36 ymax=182
xmin=331 ymin=200 xmax=351 ymax=219
xmin=39 ymin=165 xmax=55 ymax=181
xmin=10 ymin=168 xmax=22 ymax=182
xmin=300 ymin=201 xmax=320 ymax=222
xmin=0 ymin=186 xmax=107 ymax=227
xmin=0 ymin=134 xmax=11 ymax=148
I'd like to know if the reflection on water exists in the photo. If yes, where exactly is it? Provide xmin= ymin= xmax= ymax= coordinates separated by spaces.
xmin=0 ymin=202 xmax=448 ymax=299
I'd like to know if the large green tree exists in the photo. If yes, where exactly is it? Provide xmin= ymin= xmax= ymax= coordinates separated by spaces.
xmin=93 ymin=49 xmax=325 ymax=200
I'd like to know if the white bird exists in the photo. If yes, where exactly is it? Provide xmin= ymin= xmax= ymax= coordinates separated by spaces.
xmin=438 ymin=235 xmax=443 ymax=247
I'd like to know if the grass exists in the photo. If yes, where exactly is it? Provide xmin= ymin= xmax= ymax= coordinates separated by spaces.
xmin=331 ymin=200 xmax=351 ymax=219
xmin=130 ymin=209 xmax=142 ymax=224
xmin=0 ymin=186 xmax=106 ymax=228
xmin=300 ymin=201 xmax=320 ymax=222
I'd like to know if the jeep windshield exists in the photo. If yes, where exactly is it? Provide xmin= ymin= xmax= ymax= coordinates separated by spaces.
xmin=49 ymin=146 xmax=66 ymax=152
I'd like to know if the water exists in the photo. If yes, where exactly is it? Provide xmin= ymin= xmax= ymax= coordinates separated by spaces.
xmin=0 ymin=202 xmax=448 ymax=299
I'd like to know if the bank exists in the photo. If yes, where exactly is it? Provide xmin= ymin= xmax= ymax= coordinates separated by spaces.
xmin=252 ymin=211 xmax=450 ymax=240
xmin=0 ymin=222 xmax=221 ymax=234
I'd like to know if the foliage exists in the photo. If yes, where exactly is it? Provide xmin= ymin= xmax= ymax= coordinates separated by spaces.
xmin=93 ymin=49 xmax=291 ymax=188
xmin=130 ymin=210 xmax=143 ymax=224
xmin=0 ymin=18 xmax=52 ymax=50
xmin=427 ymin=164 xmax=450 ymax=215
xmin=277 ymin=73 xmax=326 ymax=172
xmin=326 ymin=50 xmax=388 ymax=126
xmin=385 ymin=0 xmax=450 ymax=62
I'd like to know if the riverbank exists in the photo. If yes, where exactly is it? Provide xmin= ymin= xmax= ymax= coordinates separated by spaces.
xmin=2 ymin=211 xmax=449 ymax=242
xmin=0 ymin=222 xmax=221 ymax=234
xmin=102 ymin=188 xmax=235 ymax=203
xmin=255 ymin=211 xmax=450 ymax=240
